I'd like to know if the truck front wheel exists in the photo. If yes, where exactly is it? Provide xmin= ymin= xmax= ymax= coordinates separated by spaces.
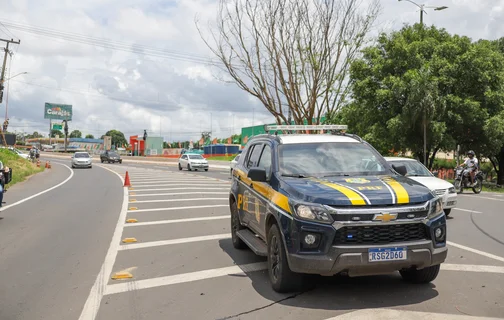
xmin=400 ymin=264 xmax=440 ymax=283
xmin=267 ymin=224 xmax=303 ymax=293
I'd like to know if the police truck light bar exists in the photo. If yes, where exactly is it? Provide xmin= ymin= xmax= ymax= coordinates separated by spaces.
xmin=264 ymin=124 xmax=348 ymax=131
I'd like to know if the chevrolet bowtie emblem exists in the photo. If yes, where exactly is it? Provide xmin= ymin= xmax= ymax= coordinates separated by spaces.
xmin=373 ymin=213 xmax=398 ymax=222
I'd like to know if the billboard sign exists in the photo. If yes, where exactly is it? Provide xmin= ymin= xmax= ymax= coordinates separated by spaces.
xmin=44 ymin=103 xmax=72 ymax=120
xmin=104 ymin=136 xmax=112 ymax=150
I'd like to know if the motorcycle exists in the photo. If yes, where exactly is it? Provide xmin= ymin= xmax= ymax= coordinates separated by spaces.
xmin=453 ymin=165 xmax=484 ymax=194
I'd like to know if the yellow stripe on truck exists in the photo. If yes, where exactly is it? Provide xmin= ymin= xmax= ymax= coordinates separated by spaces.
xmin=318 ymin=181 xmax=366 ymax=206
xmin=381 ymin=177 xmax=410 ymax=204
xmin=234 ymin=169 xmax=292 ymax=214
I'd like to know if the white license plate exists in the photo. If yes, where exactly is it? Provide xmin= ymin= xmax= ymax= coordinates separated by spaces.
xmin=368 ymin=247 xmax=407 ymax=262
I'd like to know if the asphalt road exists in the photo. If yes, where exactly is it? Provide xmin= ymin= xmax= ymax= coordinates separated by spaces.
xmin=1 ymin=158 xmax=503 ymax=320
xmin=0 ymin=160 xmax=123 ymax=320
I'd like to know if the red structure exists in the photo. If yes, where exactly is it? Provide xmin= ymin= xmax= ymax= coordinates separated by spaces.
xmin=129 ymin=135 xmax=145 ymax=156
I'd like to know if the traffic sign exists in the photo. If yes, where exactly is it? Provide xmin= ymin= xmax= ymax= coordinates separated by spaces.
xmin=52 ymin=124 xmax=63 ymax=130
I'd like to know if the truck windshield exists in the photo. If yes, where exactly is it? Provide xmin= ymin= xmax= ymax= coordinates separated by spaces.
xmin=278 ymin=142 xmax=389 ymax=177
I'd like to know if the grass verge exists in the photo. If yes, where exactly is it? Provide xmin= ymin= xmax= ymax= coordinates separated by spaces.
xmin=205 ymin=155 xmax=237 ymax=161
xmin=0 ymin=149 xmax=44 ymax=189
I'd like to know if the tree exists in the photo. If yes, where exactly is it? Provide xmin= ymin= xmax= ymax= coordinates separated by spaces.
xmin=332 ymin=24 xmax=504 ymax=170
xmin=102 ymin=130 xmax=128 ymax=147
xmin=85 ymin=134 xmax=95 ymax=139
xmin=69 ymin=130 xmax=82 ymax=138
xmin=197 ymin=0 xmax=380 ymax=125
xmin=50 ymin=129 xmax=63 ymax=138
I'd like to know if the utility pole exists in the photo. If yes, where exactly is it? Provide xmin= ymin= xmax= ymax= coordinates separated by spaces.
xmin=0 ymin=38 xmax=20 ymax=104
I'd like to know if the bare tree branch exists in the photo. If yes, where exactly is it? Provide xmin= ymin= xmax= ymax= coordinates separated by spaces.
xmin=196 ymin=0 xmax=381 ymax=124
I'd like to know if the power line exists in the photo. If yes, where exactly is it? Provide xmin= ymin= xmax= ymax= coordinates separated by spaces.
xmin=0 ymin=21 xmax=18 ymax=40
xmin=0 ymin=19 xmax=228 ymax=67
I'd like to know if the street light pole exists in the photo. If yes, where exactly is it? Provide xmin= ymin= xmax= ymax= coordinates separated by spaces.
xmin=398 ymin=0 xmax=448 ymax=165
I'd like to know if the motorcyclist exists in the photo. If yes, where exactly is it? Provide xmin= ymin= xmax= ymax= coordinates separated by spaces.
xmin=459 ymin=150 xmax=479 ymax=187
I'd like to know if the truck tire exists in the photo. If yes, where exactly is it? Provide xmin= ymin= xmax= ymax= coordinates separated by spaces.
xmin=230 ymin=201 xmax=247 ymax=249
xmin=267 ymin=224 xmax=304 ymax=293
xmin=400 ymin=264 xmax=440 ymax=284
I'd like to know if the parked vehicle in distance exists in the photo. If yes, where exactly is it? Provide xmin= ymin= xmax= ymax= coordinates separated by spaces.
xmin=178 ymin=153 xmax=209 ymax=171
xmin=230 ymin=154 xmax=240 ymax=175
xmin=100 ymin=151 xmax=122 ymax=164
xmin=385 ymin=157 xmax=457 ymax=216
xmin=71 ymin=152 xmax=92 ymax=169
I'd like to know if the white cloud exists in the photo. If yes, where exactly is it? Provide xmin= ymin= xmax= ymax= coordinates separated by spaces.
xmin=1 ymin=0 xmax=502 ymax=142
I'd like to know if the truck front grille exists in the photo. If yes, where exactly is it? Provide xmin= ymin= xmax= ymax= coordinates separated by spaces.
xmin=333 ymin=223 xmax=428 ymax=245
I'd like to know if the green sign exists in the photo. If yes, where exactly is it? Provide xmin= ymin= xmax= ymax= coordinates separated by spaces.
xmin=44 ymin=103 xmax=72 ymax=120
xmin=52 ymin=124 xmax=63 ymax=130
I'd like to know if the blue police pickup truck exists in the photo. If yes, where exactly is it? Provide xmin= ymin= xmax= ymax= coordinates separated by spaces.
xmin=229 ymin=125 xmax=447 ymax=292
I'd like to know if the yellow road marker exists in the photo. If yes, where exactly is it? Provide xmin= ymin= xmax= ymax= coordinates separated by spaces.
xmin=130 ymin=199 xmax=137 ymax=202
xmin=122 ymin=238 xmax=137 ymax=243
xmin=130 ymin=192 xmax=136 ymax=195
xmin=126 ymin=218 xmax=138 ymax=223
xmin=111 ymin=267 xmax=137 ymax=280
xmin=129 ymin=207 xmax=138 ymax=210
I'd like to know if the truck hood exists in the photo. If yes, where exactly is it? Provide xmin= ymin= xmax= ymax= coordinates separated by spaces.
xmin=280 ymin=175 xmax=433 ymax=206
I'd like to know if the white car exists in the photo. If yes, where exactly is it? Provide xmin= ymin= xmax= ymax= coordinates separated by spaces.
xmin=230 ymin=154 xmax=241 ymax=175
xmin=178 ymin=153 xmax=209 ymax=171
xmin=11 ymin=148 xmax=30 ymax=160
xmin=71 ymin=152 xmax=92 ymax=169
xmin=385 ymin=157 xmax=457 ymax=216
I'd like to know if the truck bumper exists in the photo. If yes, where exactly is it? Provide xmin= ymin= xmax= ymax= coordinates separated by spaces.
xmin=287 ymin=240 xmax=447 ymax=276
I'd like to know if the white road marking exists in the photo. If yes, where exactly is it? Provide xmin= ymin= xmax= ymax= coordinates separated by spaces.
xmin=104 ymin=262 xmax=267 ymax=296
xmin=131 ymin=180 xmax=222 ymax=184
xmin=453 ymin=208 xmax=483 ymax=213
xmin=124 ymin=215 xmax=229 ymax=227
xmin=441 ymin=264 xmax=504 ymax=274
xmin=461 ymin=195 xmax=504 ymax=202
xmin=448 ymin=241 xmax=504 ymax=263
xmin=127 ymin=204 xmax=228 ymax=213
xmin=129 ymin=197 xmax=228 ymax=204
xmin=1 ymin=163 xmax=74 ymax=212
xmin=132 ymin=191 xmax=229 ymax=197
xmin=324 ymin=308 xmax=503 ymax=320
xmin=128 ymin=184 xmax=229 ymax=189
xmin=118 ymin=233 xmax=231 ymax=251
xmin=78 ymin=165 xmax=129 ymax=320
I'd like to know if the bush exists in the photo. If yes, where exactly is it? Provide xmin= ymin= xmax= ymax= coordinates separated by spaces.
xmin=0 ymin=148 xmax=44 ymax=188
xmin=432 ymin=158 xmax=456 ymax=170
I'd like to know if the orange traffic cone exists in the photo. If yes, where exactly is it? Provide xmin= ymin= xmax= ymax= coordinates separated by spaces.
xmin=124 ymin=171 xmax=131 ymax=187
xmin=45 ymin=161 xmax=49 ymax=168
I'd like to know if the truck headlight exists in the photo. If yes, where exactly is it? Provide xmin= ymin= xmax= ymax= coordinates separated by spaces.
xmin=428 ymin=198 xmax=444 ymax=219
xmin=448 ymin=187 xmax=456 ymax=194
xmin=291 ymin=202 xmax=333 ymax=224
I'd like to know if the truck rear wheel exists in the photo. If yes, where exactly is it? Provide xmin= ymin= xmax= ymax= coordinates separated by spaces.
xmin=267 ymin=224 xmax=303 ymax=293
xmin=400 ymin=264 xmax=440 ymax=283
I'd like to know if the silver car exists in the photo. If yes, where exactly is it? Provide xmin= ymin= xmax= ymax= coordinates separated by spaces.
xmin=178 ymin=153 xmax=209 ymax=171
xmin=71 ymin=152 xmax=92 ymax=169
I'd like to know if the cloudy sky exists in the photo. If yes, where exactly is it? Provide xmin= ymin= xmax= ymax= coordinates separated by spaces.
xmin=0 ymin=0 xmax=502 ymax=143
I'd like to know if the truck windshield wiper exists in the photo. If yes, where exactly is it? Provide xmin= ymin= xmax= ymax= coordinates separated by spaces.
xmin=281 ymin=173 xmax=308 ymax=178
xmin=322 ymin=173 xmax=350 ymax=177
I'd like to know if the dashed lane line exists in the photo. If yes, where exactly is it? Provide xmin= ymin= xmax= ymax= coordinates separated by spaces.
xmin=126 ymin=204 xmax=229 ymax=213
xmin=104 ymin=262 xmax=267 ymax=296
xmin=447 ymin=241 xmax=504 ymax=263
xmin=128 ymin=197 xmax=228 ymax=204
xmin=453 ymin=208 xmax=483 ymax=213
xmin=131 ymin=191 xmax=229 ymax=197
xmin=118 ymin=233 xmax=231 ymax=251
xmin=124 ymin=215 xmax=229 ymax=227
xmin=325 ymin=309 xmax=503 ymax=320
